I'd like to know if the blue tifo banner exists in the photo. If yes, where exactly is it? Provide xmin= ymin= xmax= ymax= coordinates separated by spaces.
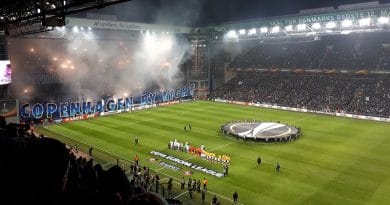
xmin=151 ymin=151 xmax=224 ymax=178
xmin=19 ymin=85 xmax=194 ymax=120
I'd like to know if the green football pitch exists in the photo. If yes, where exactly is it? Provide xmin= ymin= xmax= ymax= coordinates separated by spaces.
xmin=37 ymin=100 xmax=390 ymax=205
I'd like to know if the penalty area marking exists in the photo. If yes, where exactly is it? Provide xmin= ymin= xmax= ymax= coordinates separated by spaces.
xmin=102 ymin=161 xmax=116 ymax=168
xmin=174 ymin=191 xmax=188 ymax=199
xmin=171 ymin=180 xmax=188 ymax=199
xmin=44 ymin=131 xmax=243 ymax=204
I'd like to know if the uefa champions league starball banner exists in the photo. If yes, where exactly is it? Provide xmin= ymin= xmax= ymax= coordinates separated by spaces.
xmin=20 ymin=85 xmax=194 ymax=120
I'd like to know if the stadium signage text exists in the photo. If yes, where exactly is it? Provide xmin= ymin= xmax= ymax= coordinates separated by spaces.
xmin=66 ymin=17 xmax=192 ymax=34
xmin=20 ymin=85 xmax=194 ymax=120
xmin=214 ymin=98 xmax=390 ymax=122
xmin=218 ymin=7 xmax=390 ymax=29
xmin=159 ymin=162 xmax=181 ymax=171
xmin=150 ymin=151 xmax=224 ymax=178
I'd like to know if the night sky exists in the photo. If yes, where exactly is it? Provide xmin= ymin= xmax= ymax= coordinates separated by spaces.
xmin=87 ymin=0 xmax=390 ymax=26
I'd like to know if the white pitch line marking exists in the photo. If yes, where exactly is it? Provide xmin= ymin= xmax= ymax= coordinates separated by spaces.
xmin=43 ymin=121 xmax=243 ymax=204
xmin=292 ymin=115 xmax=317 ymax=123
xmin=174 ymin=191 xmax=188 ymax=199
xmin=102 ymin=161 xmax=115 ymax=167
xmin=211 ymin=141 xmax=236 ymax=151
xmin=208 ymin=190 xmax=244 ymax=205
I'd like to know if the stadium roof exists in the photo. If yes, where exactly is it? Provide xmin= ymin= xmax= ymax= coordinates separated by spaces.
xmin=80 ymin=0 xmax=390 ymax=26
xmin=3 ymin=0 xmax=390 ymax=37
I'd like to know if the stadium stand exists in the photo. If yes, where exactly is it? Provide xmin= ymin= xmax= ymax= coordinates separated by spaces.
xmin=228 ymin=33 xmax=390 ymax=71
xmin=210 ymin=72 xmax=390 ymax=118
xmin=0 ymin=118 xmax=172 ymax=205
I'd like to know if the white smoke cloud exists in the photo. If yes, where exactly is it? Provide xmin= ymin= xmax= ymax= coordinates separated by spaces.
xmin=9 ymin=0 xmax=206 ymax=102
xmin=48 ymin=29 xmax=189 ymax=101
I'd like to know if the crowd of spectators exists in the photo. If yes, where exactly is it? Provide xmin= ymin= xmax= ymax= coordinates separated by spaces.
xmin=229 ymin=33 xmax=390 ymax=71
xmin=210 ymin=72 xmax=390 ymax=118
xmin=0 ymin=117 xmax=173 ymax=205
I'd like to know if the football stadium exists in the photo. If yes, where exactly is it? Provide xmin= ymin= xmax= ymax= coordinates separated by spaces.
xmin=1 ymin=1 xmax=390 ymax=205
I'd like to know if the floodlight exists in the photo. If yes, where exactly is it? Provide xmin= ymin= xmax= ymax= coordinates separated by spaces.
xmin=359 ymin=18 xmax=371 ymax=27
xmin=312 ymin=23 xmax=321 ymax=30
xmin=297 ymin=24 xmax=306 ymax=31
xmin=271 ymin=26 xmax=280 ymax=33
xmin=326 ymin=22 xmax=336 ymax=29
xmin=226 ymin=30 xmax=238 ymax=38
xmin=341 ymin=19 xmax=353 ymax=27
xmin=248 ymin=28 xmax=257 ymax=35
xmin=239 ymin=29 xmax=246 ymax=35
xmin=144 ymin=31 xmax=156 ymax=42
xmin=260 ymin=27 xmax=268 ymax=33
xmin=72 ymin=26 xmax=79 ymax=33
xmin=378 ymin=16 xmax=390 ymax=24
xmin=285 ymin=25 xmax=293 ymax=31
xmin=341 ymin=30 xmax=352 ymax=35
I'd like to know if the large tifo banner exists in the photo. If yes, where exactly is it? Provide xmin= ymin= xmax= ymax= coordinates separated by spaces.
xmin=20 ymin=85 xmax=194 ymax=121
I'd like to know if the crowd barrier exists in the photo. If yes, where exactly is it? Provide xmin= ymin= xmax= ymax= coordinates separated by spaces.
xmin=214 ymin=99 xmax=390 ymax=123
